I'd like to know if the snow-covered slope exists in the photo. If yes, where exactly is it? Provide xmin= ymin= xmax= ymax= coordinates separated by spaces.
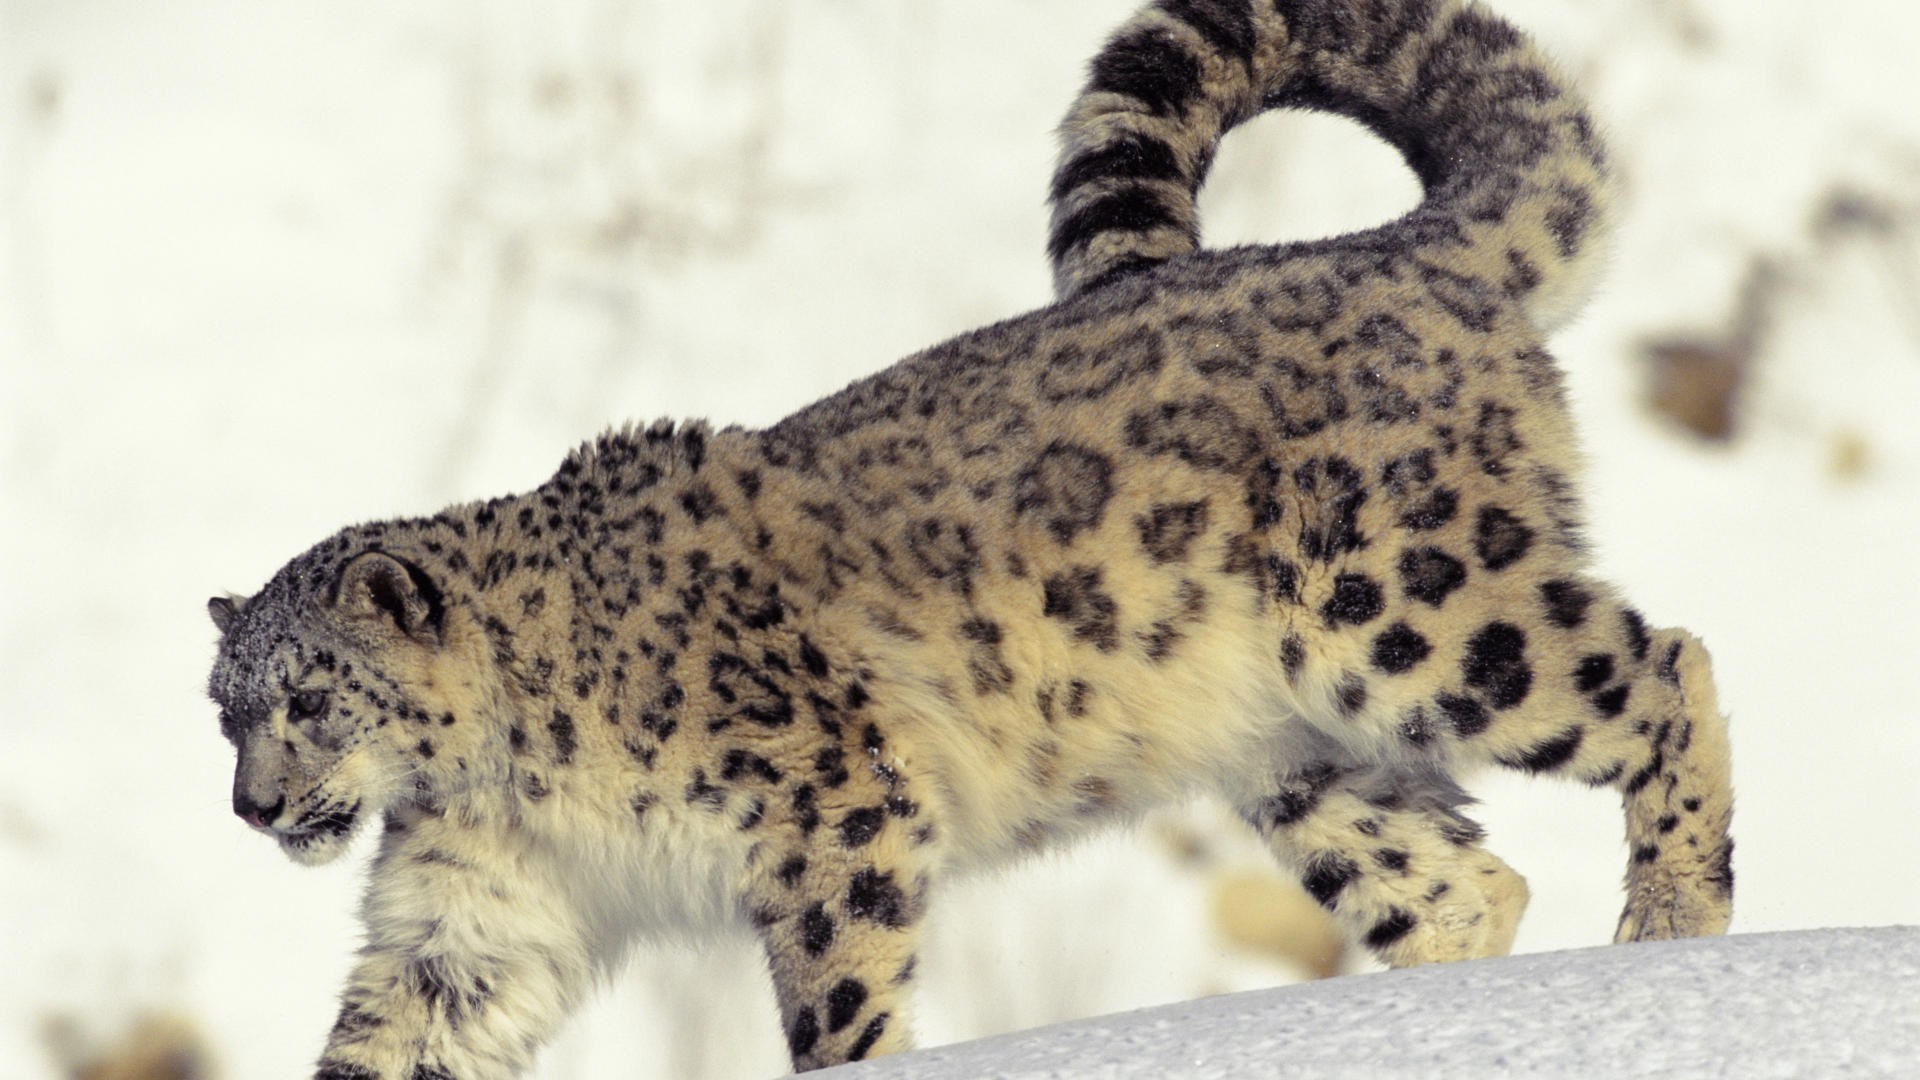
xmin=825 ymin=928 xmax=1920 ymax=1078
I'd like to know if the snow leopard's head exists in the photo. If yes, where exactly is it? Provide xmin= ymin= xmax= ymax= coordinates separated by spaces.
xmin=207 ymin=540 xmax=490 ymax=865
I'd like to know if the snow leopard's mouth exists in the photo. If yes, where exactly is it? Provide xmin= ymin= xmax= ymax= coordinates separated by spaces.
xmin=289 ymin=799 xmax=360 ymax=839
xmin=276 ymin=800 xmax=362 ymax=863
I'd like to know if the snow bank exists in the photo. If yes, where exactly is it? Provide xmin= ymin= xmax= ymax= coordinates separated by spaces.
xmin=826 ymin=928 xmax=1920 ymax=1078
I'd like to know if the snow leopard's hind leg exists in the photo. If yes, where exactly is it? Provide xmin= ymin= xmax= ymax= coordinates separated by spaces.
xmin=1606 ymin=627 xmax=1734 ymax=941
xmin=1451 ymin=586 xmax=1735 ymax=943
xmin=1239 ymin=765 xmax=1530 ymax=968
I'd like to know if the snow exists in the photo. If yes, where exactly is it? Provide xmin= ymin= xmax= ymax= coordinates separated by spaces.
xmin=822 ymin=928 xmax=1920 ymax=1078
xmin=4 ymin=1 xmax=1919 ymax=1078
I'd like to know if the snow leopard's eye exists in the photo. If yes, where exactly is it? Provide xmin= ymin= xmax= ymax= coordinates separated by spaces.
xmin=289 ymin=690 xmax=330 ymax=722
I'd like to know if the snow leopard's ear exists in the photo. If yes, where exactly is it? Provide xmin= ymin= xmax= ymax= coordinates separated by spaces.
xmin=333 ymin=551 xmax=444 ymax=644
xmin=207 ymin=594 xmax=246 ymax=634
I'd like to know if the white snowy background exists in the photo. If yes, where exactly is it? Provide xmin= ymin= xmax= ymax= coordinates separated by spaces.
xmin=3 ymin=0 xmax=1917 ymax=1077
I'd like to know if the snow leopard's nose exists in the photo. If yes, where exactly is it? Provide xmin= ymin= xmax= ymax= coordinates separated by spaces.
xmin=233 ymin=789 xmax=285 ymax=829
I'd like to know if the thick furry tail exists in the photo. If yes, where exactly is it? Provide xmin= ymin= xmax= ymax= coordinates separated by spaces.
xmin=1047 ymin=0 xmax=1612 ymax=332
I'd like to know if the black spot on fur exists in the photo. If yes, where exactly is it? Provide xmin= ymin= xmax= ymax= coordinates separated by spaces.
xmin=1504 ymin=248 xmax=1543 ymax=296
xmin=1336 ymin=672 xmax=1369 ymax=716
xmin=1574 ymin=653 xmax=1615 ymax=693
xmin=684 ymin=769 xmax=725 ymax=810
xmin=1708 ymin=838 xmax=1735 ymax=898
xmin=848 ymin=1013 xmax=890 ymax=1061
xmin=1540 ymin=579 xmax=1593 ymax=628
xmin=1012 ymin=442 xmax=1116 ymax=544
xmin=1371 ymin=623 xmax=1433 ymax=674
xmin=1462 ymin=622 xmax=1532 ymax=709
xmin=814 ymin=746 xmax=850 ymax=787
xmin=1437 ymin=692 xmax=1491 ymax=737
xmin=1399 ymin=487 xmax=1458 ymax=530
xmin=1124 ymin=397 xmax=1261 ymax=471
xmin=905 ymin=518 xmax=981 ymax=597
xmin=1280 ymin=633 xmax=1306 ymax=682
xmin=1321 ymin=573 xmax=1385 ymax=627
xmin=1261 ymin=354 xmax=1351 ymax=437
xmin=826 ymin=978 xmax=869 ymax=1033
xmin=1042 ymin=566 xmax=1120 ymax=651
xmin=1469 ymin=401 xmax=1523 ymax=476
xmin=788 ymin=1006 xmax=820 ymax=1058
xmin=792 ymin=783 xmax=821 ymax=833
xmin=547 ymin=709 xmax=576 ymax=765
xmin=1364 ymin=908 xmax=1418 ymax=949
xmin=721 ymin=748 xmax=783 ymax=784
xmin=846 ymin=868 xmax=911 ymax=928
xmin=407 ymin=955 xmax=489 ymax=1029
xmin=1223 ymin=534 xmax=1301 ymax=605
xmin=1501 ymin=727 xmax=1585 ymax=773
xmin=1239 ymin=457 xmax=1285 ymax=530
xmin=1398 ymin=547 xmax=1467 ymax=606
xmin=1380 ymin=449 xmax=1437 ymax=502
xmin=1037 ymin=333 xmax=1165 ymax=403
xmin=1356 ymin=314 xmax=1427 ymax=370
xmin=1420 ymin=261 xmax=1501 ymax=332
xmin=1250 ymin=762 xmax=1340 ymax=831
xmin=1473 ymin=506 xmax=1533 ymax=570
xmin=1399 ymin=705 xmax=1437 ymax=746
xmin=800 ymin=903 xmax=835 ymax=955
xmin=1374 ymin=849 xmax=1410 ymax=873
xmin=678 ymin=484 xmax=720 ymax=523
xmin=1624 ymin=749 xmax=1665 ymax=796
xmin=776 ymin=854 xmax=808 ymax=886
xmin=1581 ymin=681 xmax=1626 ymax=717
xmin=1546 ymin=184 xmax=1595 ymax=257
xmin=329 ymin=1003 xmax=383 ymax=1043
xmin=1658 ymin=640 xmax=1684 ymax=686
xmin=1301 ymin=851 xmax=1360 ymax=908
xmin=1294 ymin=456 xmax=1368 ymax=562
xmin=1136 ymin=499 xmax=1210 ymax=563
xmin=798 ymin=636 xmax=830 ymax=678
xmin=960 ymin=617 xmax=1015 ymax=695
xmin=1621 ymin=607 xmax=1652 ymax=660
xmin=839 ymin=807 xmax=885 ymax=848
xmin=1439 ymin=817 xmax=1487 ymax=847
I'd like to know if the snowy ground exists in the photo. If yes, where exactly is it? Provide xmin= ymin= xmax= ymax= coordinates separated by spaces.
xmin=4 ymin=1 xmax=1919 ymax=1078
xmin=824 ymin=927 xmax=1920 ymax=1078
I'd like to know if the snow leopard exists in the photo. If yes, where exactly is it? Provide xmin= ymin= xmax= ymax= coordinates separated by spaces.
xmin=206 ymin=0 xmax=1734 ymax=1075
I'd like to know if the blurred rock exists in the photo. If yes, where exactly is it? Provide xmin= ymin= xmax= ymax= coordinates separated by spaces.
xmin=1642 ymin=337 xmax=1748 ymax=441
xmin=41 ymin=1013 xmax=216 ymax=1080
xmin=1828 ymin=428 xmax=1873 ymax=481
xmin=1639 ymin=256 xmax=1780 ymax=442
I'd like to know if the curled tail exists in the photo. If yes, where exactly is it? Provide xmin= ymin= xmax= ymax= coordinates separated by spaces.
xmin=1047 ymin=0 xmax=1612 ymax=331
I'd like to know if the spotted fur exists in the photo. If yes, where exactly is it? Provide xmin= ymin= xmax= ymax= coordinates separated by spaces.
xmin=208 ymin=2 xmax=1732 ymax=1076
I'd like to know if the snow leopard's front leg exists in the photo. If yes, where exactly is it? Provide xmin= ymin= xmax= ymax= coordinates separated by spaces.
xmin=746 ymin=783 xmax=937 ymax=1071
xmin=315 ymin=807 xmax=593 ymax=1080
